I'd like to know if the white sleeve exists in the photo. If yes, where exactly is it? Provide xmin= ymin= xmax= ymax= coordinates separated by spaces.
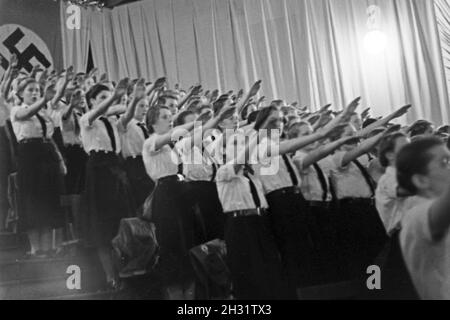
xmin=404 ymin=200 xmax=435 ymax=243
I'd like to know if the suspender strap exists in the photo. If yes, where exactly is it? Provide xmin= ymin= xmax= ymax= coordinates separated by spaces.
xmin=282 ymin=154 xmax=299 ymax=186
xmin=35 ymin=113 xmax=47 ymax=138
xmin=137 ymin=122 xmax=149 ymax=139
xmin=99 ymin=117 xmax=116 ymax=153
xmin=169 ymin=142 xmax=184 ymax=176
xmin=313 ymin=163 xmax=329 ymax=202
xmin=243 ymin=167 xmax=261 ymax=209
xmin=353 ymin=159 xmax=376 ymax=197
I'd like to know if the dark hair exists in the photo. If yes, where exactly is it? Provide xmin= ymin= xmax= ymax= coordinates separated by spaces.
xmin=186 ymin=99 xmax=201 ymax=113
xmin=396 ymin=137 xmax=443 ymax=195
xmin=158 ymin=92 xmax=179 ymax=105
xmin=254 ymin=106 xmax=278 ymax=131
xmin=378 ymin=132 xmax=407 ymax=168
xmin=174 ymin=110 xmax=195 ymax=127
xmin=437 ymin=125 xmax=450 ymax=135
xmin=270 ymin=100 xmax=284 ymax=108
xmin=86 ymin=84 xmax=110 ymax=108
xmin=213 ymin=97 xmax=228 ymax=116
xmin=146 ymin=105 xmax=170 ymax=134
xmin=247 ymin=110 xmax=260 ymax=124
xmin=197 ymin=104 xmax=212 ymax=115
xmin=363 ymin=117 xmax=378 ymax=128
xmin=241 ymin=103 xmax=256 ymax=120
xmin=408 ymin=120 xmax=433 ymax=137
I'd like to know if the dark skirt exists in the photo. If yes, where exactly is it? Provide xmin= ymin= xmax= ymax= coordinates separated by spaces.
xmin=335 ymin=199 xmax=388 ymax=280
xmin=123 ymin=156 xmax=154 ymax=210
xmin=52 ymin=127 xmax=65 ymax=154
xmin=63 ymin=144 xmax=87 ymax=195
xmin=0 ymin=126 xmax=13 ymax=230
xmin=150 ymin=176 xmax=195 ymax=286
xmin=266 ymin=188 xmax=315 ymax=288
xmin=16 ymin=140 xmax=65 ymax=231
xmin=307 ymin=203 xmax=341 ymax=284
xmin=186 ymin=181 xmax=225 ymax=245
xmin=225 ymin=213 xmax=296 ymax=300
xmin=80 ymin=151 xmax=136 ymax=247
xmin=363 ymin=232 xmax=418 ymax=300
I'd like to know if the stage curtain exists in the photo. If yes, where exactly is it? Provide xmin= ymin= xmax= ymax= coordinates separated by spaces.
xmin=60 ymin=0 xmax=450 ymax=124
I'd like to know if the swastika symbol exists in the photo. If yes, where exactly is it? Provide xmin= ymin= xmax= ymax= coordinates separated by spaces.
xmin=0 ymin=27 xmax=51 ymax=72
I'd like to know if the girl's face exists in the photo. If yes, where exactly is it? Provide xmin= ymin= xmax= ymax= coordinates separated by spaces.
xmin=134 ymin=99 xmax=149 ymax=122
xmin=220 ymin=112 xmax=239 ymax=131
xmin=297 ymin=123 xmax=318 ymax=151
xmin=341 ymin=124 xmax=358 ymax=151
xmin=416 ymin=145 xmax=450 ymax=197
xmin=246 ymin=104 xmax=257 ymax=118
xmin=265 ymin=110 xmax=284 ymax=135
xmin=76 ymin=95 xmax=88 ymax=112
xmin=153 ymin=108 xmax=173 ymax=134
xmin=90 ymin=90 xmax=111 ymax=108
xmin=164 ymin=98 xmax=179 ymax=115
xmin=120 ymin=94 xmax=129 ymax=106
xmin=21 ymin=83 xmax=41 ymax=105
xmin=350 ymin=113 xmax=363 ymax=131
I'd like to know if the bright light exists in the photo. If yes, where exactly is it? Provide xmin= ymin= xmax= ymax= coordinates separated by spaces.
xmin=364 ymin=30 xmax=387 ymax=55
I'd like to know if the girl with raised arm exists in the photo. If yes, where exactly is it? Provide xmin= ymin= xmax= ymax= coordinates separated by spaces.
xmin=79 ymin=80 xmax=136 ymax=289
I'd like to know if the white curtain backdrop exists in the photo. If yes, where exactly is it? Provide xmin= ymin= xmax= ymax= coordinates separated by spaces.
xmin=61 ymin=0 xmax=450 ymax=124
xmin=435 ymin=0 xmax=450 ymax=104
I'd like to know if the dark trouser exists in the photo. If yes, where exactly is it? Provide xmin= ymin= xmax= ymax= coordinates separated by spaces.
xmin=186 ymin=181 xmax=225 ymax=245
xmin=336 ymin=199 xmax=388 ymax=280
xmin=123 ymin=156 xmax=155 ymax=210
xmin=225 ymin=213 xmax=296 ymax=300
xmin=266 ymin=188 xmax=315 ymax=288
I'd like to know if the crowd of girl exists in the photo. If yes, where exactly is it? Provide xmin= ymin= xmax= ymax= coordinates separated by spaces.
xmin=0 ymin=53 xmax=449 ymax=300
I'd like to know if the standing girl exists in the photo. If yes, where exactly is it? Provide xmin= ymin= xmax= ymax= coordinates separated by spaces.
xmin=79 ymin=79 xmax=136 ymax=289
xmin=11 ymin=77 xmax=65 ymax=257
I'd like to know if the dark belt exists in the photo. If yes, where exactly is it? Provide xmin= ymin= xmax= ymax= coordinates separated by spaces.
xmin=225 ymin=208 xmax=268 ymax=218
xmin=157 ymin=174 xmax=184 ymax=183
xmin=65 ymin=143 xmax=83 ymax=148
xmin=89 ymin=150 xmax=116 ymax=155
xmin=338 ymin=198 xmax=375 ymax=206
xmin=20 ymin=137 xmax=52 ymax=144
xmin=267 ymin=186 xmax=302 ymax=198
xmin=309 ymin=201 xmax=332 ymax=209
xmin=125 ymin=155 xmax=143 ymax=161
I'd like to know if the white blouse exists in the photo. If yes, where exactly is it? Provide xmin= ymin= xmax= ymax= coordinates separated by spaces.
xmin=375 ymin=167 xmax=411 ymax=235
xmin=119 ymin=119 xmax=147 ymax=159
xmin=216 ymin=163 xmax=268 ymax=212
xmin=175 ymin=136 xmax=217 ymax=182
xmin=254 ymin=137 xmax=302 ymax=195
xmin=10 ymin=104 xmax=54 ymax=142
xmin=79 ymin=112 xmax=121 ymax=154
xmin=328 ymin=151 xmax=373 ymax=200
xmin=400 ymin=197 xmax=450 ymax=300
xmin=294 ymin=151 xmax=333 ymax=202
xmin=142 ymin=133 xmax=181 ymax=181
xmin=61 ymin=111 xmax=82 ymax=146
